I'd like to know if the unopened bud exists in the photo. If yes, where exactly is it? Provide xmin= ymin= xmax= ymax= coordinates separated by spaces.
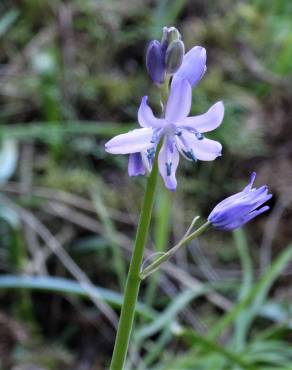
xmin=161 ymin=27 xmax=169 ymax=48
xmin=166 ymin=27 xmax=181 ymax=43
xmin=146 ymin=40 xmax=166 ymax=85
xmin=165 ymin=40 xmax=185 ymax=74
xmin=161 ymin=26 xmax=181 ymax=51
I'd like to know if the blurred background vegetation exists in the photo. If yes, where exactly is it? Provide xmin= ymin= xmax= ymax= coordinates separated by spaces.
xmin=0 ymin=0 xmax=292 ymax=369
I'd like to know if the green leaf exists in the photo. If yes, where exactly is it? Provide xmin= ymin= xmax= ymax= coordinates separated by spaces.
xmin=0 ymin=122 xmax=134 ymax=141
xmin=232 ymin=228 xmax=254 ymax=349
xmin=135 ymin=285 xmax=216 ymax=342
xmin=209 ymin=245 xmax=292 ymax=339
xmin=0 ymin=275 xmax=155 ymax=319
xmin=181 ymin=328 xmax=256 ymax=370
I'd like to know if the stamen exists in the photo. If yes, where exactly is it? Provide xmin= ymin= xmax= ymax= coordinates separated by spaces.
xmin=183 ymin=149 xmax=197 ymax=162
xmin=195 ymin=132 xmax=204 ymax=140
xmin=166 ymin=162 xmax=172 ymax=176
xmin=150 ymin=134 xmax=157 ymax=144
xmin=188 ymin=129 xmax=204 ymax=141
xmin=147 ymin=147 xmax=156 ymax=162
xmin=150 ymin=128 xmax=162 ymax=144
xmin=175 ymin=130 xmax=182 ymax=137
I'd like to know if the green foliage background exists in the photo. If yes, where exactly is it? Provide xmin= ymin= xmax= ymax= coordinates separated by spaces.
xmin=0 ymin=0 xmax=292 ymax=369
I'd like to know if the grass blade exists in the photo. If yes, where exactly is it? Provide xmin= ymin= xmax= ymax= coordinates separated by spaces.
xmin=181 ymin=328 xmax=256 ymax=370
xmin=0 ymin=9 xmax=19 ymax=37
xmin=209 ymin=245 xmax=292 ymax=339
xmin=233 ymin=228 xmax=254 ymax=349
xmin=0 ymin=275 xmax=155 ymax=319
xmin=91 ymin=181 xmax=126 ymax=289
xmin=0 ymin=122 xmax=134 ymax=141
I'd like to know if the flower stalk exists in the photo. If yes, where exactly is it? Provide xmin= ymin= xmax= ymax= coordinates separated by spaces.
xmin=109 ymin=149 xmax=159 ymax=370
xmin=140 ymin=220 xmax=210 ymax=280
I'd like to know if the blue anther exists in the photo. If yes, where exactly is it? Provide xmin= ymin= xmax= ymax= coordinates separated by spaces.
xmin=195 ymin=132 xmax=204 ymax=140
xmin=183 ymin=149 xmax=197 ymax=162
xmin=147 ymin=147 xmax=155 ymax=161
xmin=166 ymin=162 xmax=172 ymax=176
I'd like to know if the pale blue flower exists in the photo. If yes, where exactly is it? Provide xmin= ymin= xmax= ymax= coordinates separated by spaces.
xmin=105 ymin=79 xmax=224 ymax=190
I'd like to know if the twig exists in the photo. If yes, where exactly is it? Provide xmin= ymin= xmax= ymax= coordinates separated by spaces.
xmin=6 ymin=200 xmax=118 ymax=328
xmin=3 ymin=181 xmax=134 ymax=224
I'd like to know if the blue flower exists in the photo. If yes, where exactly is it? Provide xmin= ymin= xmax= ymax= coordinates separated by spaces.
xmin=105 ymin=79 xmax=224 ymax=190
xmin=146 ymin=40 xmax=166 ymax=85
xmin=208 ymin=172 xmax=272 ymax=230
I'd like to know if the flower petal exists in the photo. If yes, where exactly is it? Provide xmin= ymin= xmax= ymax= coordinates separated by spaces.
xmin=209 ymin=202 xmax=256 ymax=228
xmin=165 ymin=79 xmax=192 ymax=123
xmin=158 ymin=137 xmax=180 ymax=191
xmin=243 ymin=205 xmax=270 ymax=224
xmin=138 ymin=96 xmax=164 ymax=128
xmin=128 ymin=153 xmax=145 ymax=176
xmin=182 ymin=101 xmax=224 ymax=133
xmin=176 ymin=130 xmax=222 ymax=161
xmin=146 ymin=40 xmax=166 ymax=85
xmin=222 ymin=205 xmax=270 ymax=230
xmin=172 ymin=46 xmax=206 ymax=87
xmin=192 ymin=137 xmax=222 ymax=161
xmin=213 ymin=186 xmax=270 ymax=216
xmin=105 ymin=128 xmax=153 ymax=154
xmin=242 ymin=172 xmax=257 ymax=193
xmin=214 ymin=172 xmax=258 ymax=210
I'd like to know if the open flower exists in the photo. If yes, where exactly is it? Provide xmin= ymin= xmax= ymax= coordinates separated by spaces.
xmin=208 ymin=172 xmax=272 ymax=230
xmin=105 ymin=79 xmax=224 ymax=190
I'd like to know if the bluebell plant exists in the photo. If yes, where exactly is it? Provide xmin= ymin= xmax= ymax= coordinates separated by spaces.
xmin=106 ymin=26 xmax=272 ymax=370
xmin=105 ymin=27 xmax=223 ymax=190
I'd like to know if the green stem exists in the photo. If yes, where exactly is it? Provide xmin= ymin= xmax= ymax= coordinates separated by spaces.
xmin=140 ymin=221 xmax=210 ymax=280
xmin=109 ymin=155 xmax=159 ymax=370
xmin=161 ymin=75 xmax=171 ymax=108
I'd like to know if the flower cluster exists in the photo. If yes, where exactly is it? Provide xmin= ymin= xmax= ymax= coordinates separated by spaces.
xmin=105 ymin=28 xmax=224 ymax=191
xmin=104 ymin=26 xmax=272 ymax=229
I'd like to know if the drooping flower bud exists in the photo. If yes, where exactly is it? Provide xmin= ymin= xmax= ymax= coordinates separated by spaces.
xmin=208 ymin=172 xmax=272 ymax=230
xmin=146 ymin=40 xmax=166 ymax=85
xmin=165 ymin=39 xmax=185 ymax=74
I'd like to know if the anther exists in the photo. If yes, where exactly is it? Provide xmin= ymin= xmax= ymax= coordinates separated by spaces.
xmin=166 ymin=162 xmax=172 ymax=176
